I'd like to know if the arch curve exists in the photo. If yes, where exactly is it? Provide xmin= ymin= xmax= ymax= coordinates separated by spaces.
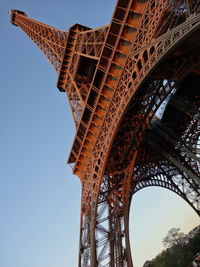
xmin=131 ymin=161 xmax=200 ymax=216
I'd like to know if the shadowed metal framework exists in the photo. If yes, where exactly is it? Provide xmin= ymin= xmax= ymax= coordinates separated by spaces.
xmin=10 ymin=1 xmax=200 ymax=266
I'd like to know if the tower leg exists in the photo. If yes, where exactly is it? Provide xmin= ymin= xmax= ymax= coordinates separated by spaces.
xmin=124 ymin=204 xmax=133 ymax=267
xmin=79 ymin=173 xmax=136 ymax=266
xmin=90 ymin=203 xmax=97 ymax=267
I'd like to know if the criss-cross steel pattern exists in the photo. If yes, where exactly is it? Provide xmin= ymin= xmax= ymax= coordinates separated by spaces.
xmin=10 ymin=9 xmax=68 ymax=72
xmin=10 ymin=1 xmax=200 ymax=266
xmin=10 ymin=10 xmax=108 ymax=128
xmin=57 ymin=25 xmax=109 ymax=127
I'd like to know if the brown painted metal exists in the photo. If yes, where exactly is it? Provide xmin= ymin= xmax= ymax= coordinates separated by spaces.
xmin=10 ymin=1 xmax=200 ymax=266
xmin=9 ymin=9 xmax=68 ymax=73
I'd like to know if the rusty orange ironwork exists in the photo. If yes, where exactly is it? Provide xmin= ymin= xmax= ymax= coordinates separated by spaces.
xmin=10 ymin=1 xmax=200 ymax=266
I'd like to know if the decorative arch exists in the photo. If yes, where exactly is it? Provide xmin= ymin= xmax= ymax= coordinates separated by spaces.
xmin=132 ymin=161 xmax=200 ymax=216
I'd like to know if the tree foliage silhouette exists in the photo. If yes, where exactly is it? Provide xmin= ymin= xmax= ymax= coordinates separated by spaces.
xmin=143 ymin=226 xmax=200 ymax=267
xmin=162 ymin=227 xmax=186 ymax=248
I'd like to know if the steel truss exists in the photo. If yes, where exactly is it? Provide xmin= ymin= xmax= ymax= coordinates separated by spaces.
xmin=10 ymin=1 xmax=200 ymax=267
xmin=133 ymin=161 xmax=200 ymax=215
xmin=79 ymin=2 xmax=200 ymax=265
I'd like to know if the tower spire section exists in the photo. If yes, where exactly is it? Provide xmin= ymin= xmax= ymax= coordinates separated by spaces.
xmin=10 ymin=9 xmax=68 ymax=73
xmin=10 ymin=9 xmax=108 ymax=128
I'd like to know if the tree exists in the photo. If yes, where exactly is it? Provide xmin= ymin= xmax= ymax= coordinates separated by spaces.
xmin=142 ymin=226 xmax=200 ymax=267
xmin=143 ymin=260 xmax=153 ymax=267
xmin=162 ymin=228 xmax=186 ymax=249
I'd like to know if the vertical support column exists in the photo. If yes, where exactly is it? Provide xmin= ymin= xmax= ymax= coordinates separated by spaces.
xmin=79 ymin=211 xmax=91 ymax=267
xmin=78 ymin=216 xmax=83 ymax=267
xmin=108 ymin=182 xmax=115 ymax=267
xmin=90 ymin=202 xmax=97 ymax=267
xmin=109 ymin=188 xmax=128 ymax=267
xmin=91 ymin=165 xmax=138 ymax=267
xmin=122 ymin=151 xmax=138 ymax=267
xmin=124 ymin=204 xmax=133 ymax=267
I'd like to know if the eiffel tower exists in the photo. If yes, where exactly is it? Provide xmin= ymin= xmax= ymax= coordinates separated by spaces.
xmin=10 ymin=1 xmax=200 ymax=266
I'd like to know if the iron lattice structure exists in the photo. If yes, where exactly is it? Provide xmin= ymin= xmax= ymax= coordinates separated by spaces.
xmin=10 ymin=1 xmax=200 ymax=266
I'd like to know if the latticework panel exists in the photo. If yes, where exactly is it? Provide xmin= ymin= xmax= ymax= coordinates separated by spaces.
xmin=133 ymin=161 xmax=200 ymax=215
xmin=155 ymin=0 xmax=200 ymax=37
xmin=10 ymin=9 xmax=68 ymax=72
xmin=75 ymin=26 xmax=109 ymax=59
xmin=10 ymin=1 xmax=200 ymax=267
xmin=79 ymin=6 xmax=200 ymax=265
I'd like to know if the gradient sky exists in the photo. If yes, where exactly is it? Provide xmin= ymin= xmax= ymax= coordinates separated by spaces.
xmin=1 ymin=1 xmax=199 ymax=267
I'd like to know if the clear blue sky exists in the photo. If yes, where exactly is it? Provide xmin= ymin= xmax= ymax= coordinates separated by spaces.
xmin=0 ymin=1 xmax=199 ymax=267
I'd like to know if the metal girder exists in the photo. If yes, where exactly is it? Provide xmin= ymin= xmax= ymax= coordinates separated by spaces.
xmin=10 ymin=9 xmax=68 ymax=72
xmin=79 ymin=18 xmax=200 ymax=266
xmin=10 ymin=1 xmax=200 ymax=267
xmin=132 ymin=161 xmax=200 ymax=216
